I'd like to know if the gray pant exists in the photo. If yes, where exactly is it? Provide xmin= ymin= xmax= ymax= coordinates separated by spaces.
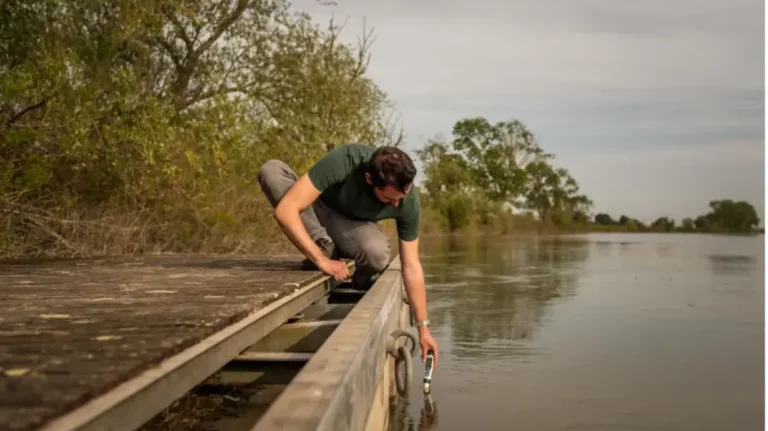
xmin=257 ymin=159 xmax=391 ymax=288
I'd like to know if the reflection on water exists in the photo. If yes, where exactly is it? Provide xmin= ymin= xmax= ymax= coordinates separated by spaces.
xmin=389 ymin=395 xmax=439 ymax=431
xmin=390 ymin=233 xmax=763 ymax=431
xmin=422 ymin=235 xmax=591 ymax=364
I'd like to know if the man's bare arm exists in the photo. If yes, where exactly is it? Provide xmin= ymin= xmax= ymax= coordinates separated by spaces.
xmin=399 ymin=238 xmax=428 ymax=321
xmin=274 ymin=174 xmax=348 ymax=280
xmin=399 ymin=237 xmax=439 ymax=366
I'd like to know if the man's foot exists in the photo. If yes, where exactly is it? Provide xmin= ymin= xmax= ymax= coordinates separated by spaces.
xmin=351 ymin=272 xmax=378 ymax=291
xmin=300 ymin=238 xmax=336 ymax=270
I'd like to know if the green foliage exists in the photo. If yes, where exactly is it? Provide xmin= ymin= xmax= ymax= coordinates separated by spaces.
xmin=693 ymin=199 xmax=760 ymax=233
xmin=416 ymin=117 xmax=761 ymax=237
xmin=522 ymin=160 xmax=592 ymax=225
xmin=625 ymin=219 xmax=639 ymax=232
xmin=416 ymin=138 xmax=474 ymax=231
xmin=594 ymin=213 xmax=615 ymax=225
xmin=451 ymin=117 xmax=548 ymax=202
xmin=417 ymin=116 xmax=593 ymax=230
xmin=0 ymin=0 xmax=395 ymax=257
xmin=651 ymin=217 xmax=675 ymax=232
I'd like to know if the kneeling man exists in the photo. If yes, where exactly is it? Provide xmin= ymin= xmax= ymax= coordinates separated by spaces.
xmin=257 ymin=143 xmax=439 ymax=364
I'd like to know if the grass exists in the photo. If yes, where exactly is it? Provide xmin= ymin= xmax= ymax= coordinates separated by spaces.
xmin=3 ymin=197 xmax=754 ymax=261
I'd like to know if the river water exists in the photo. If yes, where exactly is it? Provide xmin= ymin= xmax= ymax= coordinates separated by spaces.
xmin=390 ymin=233 xmax=764 ymax=431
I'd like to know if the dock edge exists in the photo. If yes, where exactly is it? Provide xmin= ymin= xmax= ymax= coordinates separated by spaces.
xmin=251 ymin=258 xmax=410 ymax=431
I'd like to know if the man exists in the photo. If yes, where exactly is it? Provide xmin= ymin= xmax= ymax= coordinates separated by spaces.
xmin=257 ymin=143 xmax=439 ymax=366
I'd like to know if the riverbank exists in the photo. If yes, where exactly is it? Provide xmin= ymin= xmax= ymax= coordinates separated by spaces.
xmin=413 ymin=208 xmax=764 ymax=238
xmin=2 ymin=202 xmax=758 ymax=261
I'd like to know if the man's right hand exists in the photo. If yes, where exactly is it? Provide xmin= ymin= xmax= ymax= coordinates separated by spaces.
xmin=317 ymin=258 xmax=350 ymax=281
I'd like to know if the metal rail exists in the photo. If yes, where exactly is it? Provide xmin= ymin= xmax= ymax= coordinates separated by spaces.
xmin=38 ymin=272 xmax=344 ymax=431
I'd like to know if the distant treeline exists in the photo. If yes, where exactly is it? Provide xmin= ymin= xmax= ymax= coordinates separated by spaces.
xmin=591 ymin=199 xmax=762 ymax=234
xmin=414 ymin=117 xmax=761 ymax=236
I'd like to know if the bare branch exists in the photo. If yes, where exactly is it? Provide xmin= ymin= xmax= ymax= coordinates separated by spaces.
xmin=4 ymin=99 xmax=47 ymax=127
xmin=193 ymin=0 xmax=249 ymax=63
xmin=352 ymin=18 xmax=375 ymax=79
xmin=183 ymin=81 xmax=260 ymax=109
xmin=20 ymin=211 xmax=81 ymax=254
xmin=156 ymin=37 xmax=182 ymax=69
xmin=162 ymin=8 xmax=194 ymax=53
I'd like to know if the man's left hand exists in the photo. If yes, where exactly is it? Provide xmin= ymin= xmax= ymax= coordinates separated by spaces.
xmin=418 ymin=327 xmax=439 ymax=368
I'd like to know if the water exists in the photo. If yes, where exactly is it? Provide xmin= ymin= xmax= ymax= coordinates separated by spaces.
xmin=390 ymin=233 xmax=764 ymax=431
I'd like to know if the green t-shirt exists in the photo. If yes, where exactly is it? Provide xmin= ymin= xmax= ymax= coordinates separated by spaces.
xmin=307 ymin=143 xmax=420 ymax=241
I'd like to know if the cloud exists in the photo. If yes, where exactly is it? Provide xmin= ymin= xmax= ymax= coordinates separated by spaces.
xmin=299 ymin=0 xmax=762 ymax=94
xmin=558 ymin=140 xmax=765 ymax=223
xmin=290 ymin=0 xmax=765 ymax=223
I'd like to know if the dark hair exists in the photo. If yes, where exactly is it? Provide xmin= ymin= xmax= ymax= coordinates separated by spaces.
xmin=366 ymin=146 xmax=417 ymax=192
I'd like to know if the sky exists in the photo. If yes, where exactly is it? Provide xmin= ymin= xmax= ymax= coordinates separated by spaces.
xmin=292 ymin=0 xmax=765 ymax=225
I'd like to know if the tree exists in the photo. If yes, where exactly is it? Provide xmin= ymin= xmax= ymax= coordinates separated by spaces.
xmin=594 ymin=213 xmax=615 ymax=225
xmin=699 ymin=199 xmax=760 ymax=233
xmin=651 ymin=217 xmax=675 ymax=232
xmin=416 ymin=138 xmax=475 ymax=231
xmin=625 ymin=219 xmax=639 ymax=232
xmin=417 ymin=116 xmax=594 ymax=230
xmin=451 ymin=117 xmax=550 ymax=203
xmin=522 ymin=160 xmax=592 ymax=225
xmin=0 ymin=0 xmax=392 ymax=257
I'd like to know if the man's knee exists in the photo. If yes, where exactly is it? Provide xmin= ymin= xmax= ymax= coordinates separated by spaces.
xmin=257 ymin=159 xmax=290 ymax=186
xmin=362 ymin=239 xmax=390 ymax=273
xmin=257 ymin=159 xmax=295 ymax=206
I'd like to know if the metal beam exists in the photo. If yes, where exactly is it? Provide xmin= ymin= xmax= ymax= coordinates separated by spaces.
xmin=38 ymin=273 xmax=342 ymax=431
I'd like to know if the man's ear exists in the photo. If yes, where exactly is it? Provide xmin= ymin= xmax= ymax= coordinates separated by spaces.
xmin=364 ymin=172 xmax=372 ymax=185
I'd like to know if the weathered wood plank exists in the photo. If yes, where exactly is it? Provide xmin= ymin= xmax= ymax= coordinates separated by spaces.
xmin=244 ymin=320 xmax=341 ymax=354
xmin=250 ymin=261 xmax=405 ymax=431
xmin=0 ymin=255 xmax=329 ymax=431
xmin=363 ymin=352 xmax=393 ymax=431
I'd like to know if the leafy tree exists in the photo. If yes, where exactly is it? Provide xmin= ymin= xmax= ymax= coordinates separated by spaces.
xmin=451 ymin=117 xmax=549 ymax=203
xmin=417 ymin=117 xmax=593 ymax=229
xmin=625 ymin=219 xmax=639 ymax=232
xmin=522 ymin=160 xmax=592 ymax=225
xmin=699 ymin=199 xmax=760 ymax=233
xmin=594 ymin=213 xmax=615 ymax=225
xmin=0 ymin=0 xmax=393 ymax=257
xmin=651 ymin=217 xmax=675 ymax=232
xmin=416 ymin=138 xmax=475 ymax=231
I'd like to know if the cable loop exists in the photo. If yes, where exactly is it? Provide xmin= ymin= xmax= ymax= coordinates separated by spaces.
xmin=386 ymin=328 xmax=417 ymax=358
xmin=393 ymin=345 xmax=412 ymax=396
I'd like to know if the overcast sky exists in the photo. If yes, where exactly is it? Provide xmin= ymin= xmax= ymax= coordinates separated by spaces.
xmin=293 ymin=0 xmax=765 ymax=224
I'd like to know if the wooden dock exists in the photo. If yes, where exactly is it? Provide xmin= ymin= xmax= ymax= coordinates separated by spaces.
xmin=0 ymin=254 xmax=412 ymax=431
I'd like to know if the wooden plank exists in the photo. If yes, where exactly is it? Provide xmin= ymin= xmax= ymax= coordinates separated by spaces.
xmin=250 ymin=260 xmax=405 ymax=431
xmin=244 ymin=320 xmax=341 ymax=354
xmin=233 ymin=352 xmax=314 ymax=363
xmin=22 ymin=258 xmax=350 ymax=431
xmin=363 ymin=351 xmax=394 ymax=431
xmin=387 ymin=256 xmax=401 ymax=271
